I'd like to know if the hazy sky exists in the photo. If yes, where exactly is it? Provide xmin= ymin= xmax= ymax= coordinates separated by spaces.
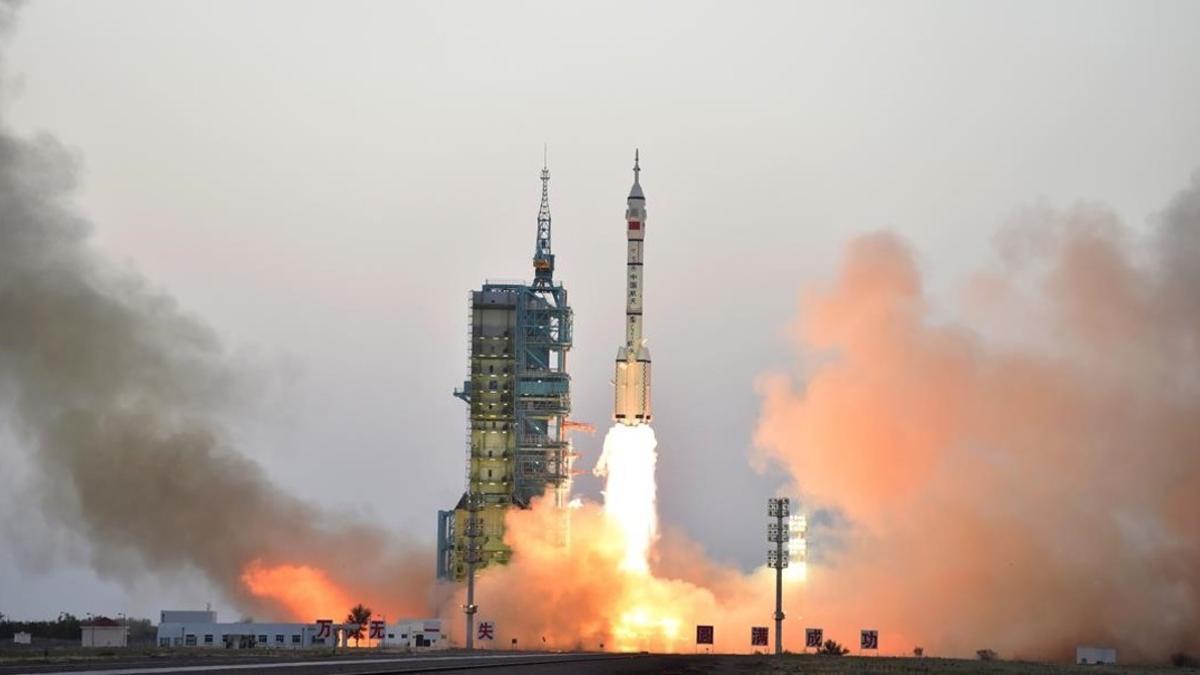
xmin=2 ymin=0 xmax=1198 ymax=620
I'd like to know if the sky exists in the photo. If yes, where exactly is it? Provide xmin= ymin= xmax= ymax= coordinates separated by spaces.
xmin=2 ymin=0 xmax=1199 ymax=621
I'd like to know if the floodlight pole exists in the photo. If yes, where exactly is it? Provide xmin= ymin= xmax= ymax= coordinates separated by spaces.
xmin=774 ymin=523 xmax=783 ymax=656
xmin=768 ymin=497 xmax=789 ymax=656
xmin=464 ymin=492 xmax=481 ymax=650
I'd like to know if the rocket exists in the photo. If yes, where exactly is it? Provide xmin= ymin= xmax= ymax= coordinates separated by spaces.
xmin=614 ymin=150 xmax=652 ymax=426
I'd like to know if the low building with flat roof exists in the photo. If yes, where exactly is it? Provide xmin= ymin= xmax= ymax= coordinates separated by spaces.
xmin=1077 ymin=646 xmax=1117 ymax=665
xmin=154 ymin=612 xmax=446 ymax=651
xmin=381 ymin=620 xmax=446 ymax=650
xmin=82 ymin=618 xmax=127 ymax=647
xmin=156 ymin=620 xmax=333 ymax=649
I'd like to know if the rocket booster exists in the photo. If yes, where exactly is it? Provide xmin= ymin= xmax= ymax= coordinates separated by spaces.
xmin=614 ymin=150 xmax=651 ymax=426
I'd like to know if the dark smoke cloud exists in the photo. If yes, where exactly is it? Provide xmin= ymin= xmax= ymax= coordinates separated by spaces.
xmin=756 ymin=174 xmax=1200 ymax=661
xmin=0 ymin=8 xmax=429 ymax=619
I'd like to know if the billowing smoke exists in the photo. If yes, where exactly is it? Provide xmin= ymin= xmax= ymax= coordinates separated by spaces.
xmin=755 ymin=177 xmax=1200 ymax=660
xmin=0 ymin=8 xmax=429 ymax=621
xmin=5 ymin=1 xmax=1196 ymax=657
xmin=441 ymin=494 xmax=778 ymax=653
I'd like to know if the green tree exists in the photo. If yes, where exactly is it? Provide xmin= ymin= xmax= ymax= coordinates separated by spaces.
xmin=126 ymin=618 xmax=156 ymax=644
xmin=55 ymin=612 xmax=81 ymax=640
xmin=345 ymin=604 xmax=372 ymax=647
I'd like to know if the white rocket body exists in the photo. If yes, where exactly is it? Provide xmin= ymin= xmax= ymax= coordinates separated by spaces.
xmin=614 ymin=152 xmax=651 ymax=426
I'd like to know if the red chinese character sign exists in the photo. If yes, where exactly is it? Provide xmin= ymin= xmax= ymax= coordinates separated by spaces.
xmin=477 ymin=621 xmax=495 ymax=643
xmin=861 ymin=629 xmax=879 ymax=651
xmin=315 ymin=620 xmax=333 ymax=639
xmin=805 ymin=628 xmax=823 ymax=649
xmin=750 ymin=627 xmax=768 ymax=647
xmin=368 ymin=621 xmax=384 ymax=640
xmin=696 ymin=625 xmax=714 ymax=645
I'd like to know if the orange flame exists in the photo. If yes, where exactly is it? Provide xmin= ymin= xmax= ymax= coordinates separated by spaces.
xmin=591 ymin=424 xmax=687 ymax=650
xmin=241 ymin=559 xmax=353 ymax=621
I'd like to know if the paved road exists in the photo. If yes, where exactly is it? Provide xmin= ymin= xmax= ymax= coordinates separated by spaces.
xmin=1 ymin=652 xmax=708 ymax=675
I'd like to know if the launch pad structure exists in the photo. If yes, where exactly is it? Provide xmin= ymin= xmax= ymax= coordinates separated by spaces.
xmin=437 ymin=159 xmax=575 ymax=582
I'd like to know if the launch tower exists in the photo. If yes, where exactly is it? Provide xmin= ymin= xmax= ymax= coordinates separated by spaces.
xmin=436 ymin=159 xmax=575 ymax=581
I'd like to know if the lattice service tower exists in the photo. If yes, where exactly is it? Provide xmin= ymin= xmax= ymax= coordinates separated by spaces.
xmin=436 ymin=157 xmax=577 ymax=581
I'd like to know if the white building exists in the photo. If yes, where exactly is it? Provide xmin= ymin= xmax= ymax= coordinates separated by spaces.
xmin=82 ymin=619 xmax=128 ymax=647
xmin=1076 ymin=646 xmax=1117 ymax=665
xmin=13 ymin=632 xmax=31 ymax=645
xmin=156 ymin=620 xmax=334 ymax=649
xmin=155 ymin=611 xmax=445 ymax=651
xmin=381 ymin=620 xmax=446 ymax=650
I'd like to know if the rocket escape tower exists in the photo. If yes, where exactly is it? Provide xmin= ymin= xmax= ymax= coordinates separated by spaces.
xmin=436 ymin=158 xmax=575 ymax=582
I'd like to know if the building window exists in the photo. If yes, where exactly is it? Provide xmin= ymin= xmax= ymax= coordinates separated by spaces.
xmin=291 ymin=635 xmax=301 ymax=644
xmin=257 ymin=635 xmax=267 ymax=644
xmin=387 ymin=634 xmax=395 ymax=639
xmin=159 ymin=638 xmax=170 ymax=647
xmin=185 ymin=635 xmax=197 ymax=646
xmin=275 ymin=635 xmax=284 ymax=644
xmin=204 ymin=634 xmax=213 ymax=644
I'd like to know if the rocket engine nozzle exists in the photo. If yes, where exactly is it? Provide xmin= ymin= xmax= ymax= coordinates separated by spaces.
xmin=614 ymin=348 xmax=652 ymax=426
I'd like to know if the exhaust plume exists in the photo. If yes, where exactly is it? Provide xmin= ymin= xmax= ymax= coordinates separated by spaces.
xmin=755 ymin=176 xmax=1200 ymax=660
xmin=0 ymin=13 xmax=429 ymax=620
xmin=594 ymin=424 xmax=659 ymax=574
xmin=443 ymin=494 xmax=780 ymax=653
xmin=441 ymin=425 xmax=794 ymax=653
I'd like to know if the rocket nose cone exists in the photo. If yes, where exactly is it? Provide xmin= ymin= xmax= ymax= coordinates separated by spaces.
xmin=629 ymin=150 xmax=644 ymax=200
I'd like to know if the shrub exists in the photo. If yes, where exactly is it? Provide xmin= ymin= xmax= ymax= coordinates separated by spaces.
xmin=977 ymin=649 xmax=998 ymax=661
xmin=1171 ymin=652 xmax=1199 ymax=668
xmin=819 ymin=639 xmax=850 ymax=656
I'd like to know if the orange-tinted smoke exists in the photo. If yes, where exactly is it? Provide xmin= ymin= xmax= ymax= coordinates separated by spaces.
xmin=241 ymin=560 xmax=354 ymax=621
xmin=754 ymin=176 xmax=1200 ymax=661
xmin=440 ymin=494 xmax=793 ymax=654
